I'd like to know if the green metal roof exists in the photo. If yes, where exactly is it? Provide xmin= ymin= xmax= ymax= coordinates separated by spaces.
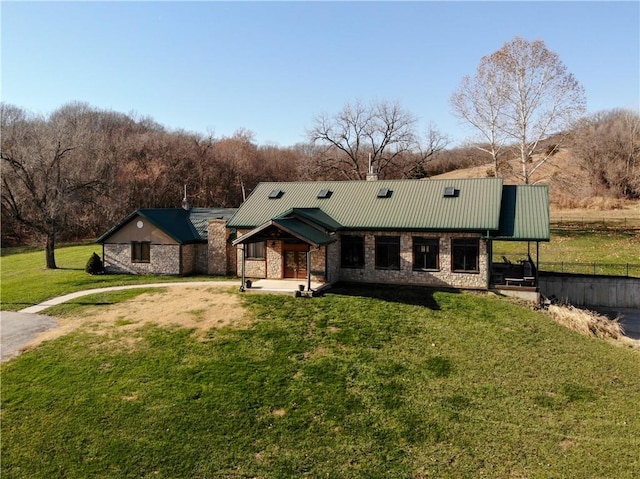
xmin=275 ymin=208 xmax=342 ymax=231
xmin=232 ymin=218 xmax=335 ymax=247
xmin=97 ymin=207 xmax=237 ymax=244
xmin=228 ymin=179 xmax=505 ymax=232
xmin=272 ymin=218 xmax=335 ymax=246
xmin=494 ymin=185 xmax=550 ymax=241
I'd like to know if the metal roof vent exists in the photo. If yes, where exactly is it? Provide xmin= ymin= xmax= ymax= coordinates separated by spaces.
xmin=317 ymin=189 xmax=332 ymax=199
xmin=377 ymin=188 xmax=393 ymax=198
xmin=268 ymin=189 xmax=284 ymax=199
xmin=443 ymin=186 xmax=458 ymax=198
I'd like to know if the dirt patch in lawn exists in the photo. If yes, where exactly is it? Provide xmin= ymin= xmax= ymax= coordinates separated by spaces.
xmin=28 ymin=285 xmax=249 ymax=349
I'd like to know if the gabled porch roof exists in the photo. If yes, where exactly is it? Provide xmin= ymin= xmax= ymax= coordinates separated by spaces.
xmin=232 ymin=217 xmax=335 ymax=248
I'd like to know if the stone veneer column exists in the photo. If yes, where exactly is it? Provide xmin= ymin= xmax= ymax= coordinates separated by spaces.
xmin=208 ymin=219 xmax=230 ymax=275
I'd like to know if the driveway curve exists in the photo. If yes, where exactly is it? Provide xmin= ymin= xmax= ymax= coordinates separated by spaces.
xmin=1 ymin=311 xmax=58 ymax=362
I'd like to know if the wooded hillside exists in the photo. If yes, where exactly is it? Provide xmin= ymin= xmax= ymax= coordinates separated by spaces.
xmin=2 ymin=103 xmax=638 ymax=250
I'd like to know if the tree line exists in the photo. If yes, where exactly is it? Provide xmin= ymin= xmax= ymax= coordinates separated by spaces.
xmin=0 ymin=100 xmax=455 ymax=264
xmin=2 ymin=36 xmax=638 ymax=268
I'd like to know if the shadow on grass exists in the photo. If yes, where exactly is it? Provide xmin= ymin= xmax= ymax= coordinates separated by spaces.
xmin=326 ymin=282 xmax=455 ymax=310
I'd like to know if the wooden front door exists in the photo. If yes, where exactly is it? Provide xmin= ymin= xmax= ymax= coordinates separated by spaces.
xmin=284 ymin=245 xmax=308 ymax=279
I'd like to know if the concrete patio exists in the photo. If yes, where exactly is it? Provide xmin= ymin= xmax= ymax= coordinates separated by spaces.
xmin=242 ymin=279 xmax=330 ymax=296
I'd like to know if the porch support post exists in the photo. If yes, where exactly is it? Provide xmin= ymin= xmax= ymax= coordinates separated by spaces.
xmin=240 ymin=244 xmax=246 ymax=291
xmin=306 ymin=247 xmax=312 ymax=291
xmin=536 ymin=241 xmax=540 ymax=287
xmin=486 ymin=238 xmax=493 ymax=289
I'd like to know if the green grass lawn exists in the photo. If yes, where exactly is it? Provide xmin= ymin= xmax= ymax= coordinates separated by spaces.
xmin=2 ymin=284 xmax=639 ymax=478
xmin=0 ymin=244 xmax=229 ymax=311
xmin=494 ymin=230 xmax=640 ymax=276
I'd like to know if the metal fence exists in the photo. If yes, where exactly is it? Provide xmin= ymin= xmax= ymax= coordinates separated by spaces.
xmin=539 ymin=262 xmax=640 ymax=278
xmin=551 ymin=217 xmax=640 ymax=231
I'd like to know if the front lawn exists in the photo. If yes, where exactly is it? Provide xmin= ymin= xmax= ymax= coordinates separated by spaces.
xmin=2 ymin=285 xmax=639 ymax=478
xmin=0 ymin=244 xmax=229 ymax=311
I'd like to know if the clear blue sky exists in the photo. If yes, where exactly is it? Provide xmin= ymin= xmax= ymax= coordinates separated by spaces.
xmin=2 ymin=1 xmax=639 ymax=147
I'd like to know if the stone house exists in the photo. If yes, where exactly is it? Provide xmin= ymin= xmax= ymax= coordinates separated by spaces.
xmin=224 ymin=178 xmax=550 ymax=291
xmin=97 ymin=207 xmax=237 ymax=275
xmin=97 ymin=178 xmax=549 ymax=294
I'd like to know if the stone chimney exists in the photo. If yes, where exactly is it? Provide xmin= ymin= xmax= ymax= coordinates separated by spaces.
xmin=366 ymin=153 xmax=378 ymax=181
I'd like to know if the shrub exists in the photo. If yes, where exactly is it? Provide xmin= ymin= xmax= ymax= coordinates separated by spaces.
xmin=85 ymin=252 xmax=104 ymax=275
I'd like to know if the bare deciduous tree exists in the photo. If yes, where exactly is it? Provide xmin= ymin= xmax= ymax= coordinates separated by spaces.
xmin=308 ymin=100 xmax=444 ymax=180
xmin=1 ymin=102 xmax=108 ymax=268
xmin=451 ymin=63 xmax=510 ymax=177
xmin=451 ymin=36 xmax=586 ymax=183
xmin=571 ymin=109 xmax=640 ymax=198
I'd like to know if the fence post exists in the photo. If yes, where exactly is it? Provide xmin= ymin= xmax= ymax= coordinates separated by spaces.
xmin=594 ymin=262 xmax=597 ymax=275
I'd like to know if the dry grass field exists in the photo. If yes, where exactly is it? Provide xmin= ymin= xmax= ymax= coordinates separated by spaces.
xmin=431 ymin=148 xmax=640 ymax=224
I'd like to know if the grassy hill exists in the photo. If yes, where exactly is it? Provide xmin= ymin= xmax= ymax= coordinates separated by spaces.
xmin=2 ymin=282 xmax=640 ymax=478
xmin=431 ymin=147 xmax=640 ymax=219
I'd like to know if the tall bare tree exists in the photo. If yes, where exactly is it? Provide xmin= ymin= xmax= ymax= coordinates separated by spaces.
xmin=571 ymin=109 xmax=640 ymax=198
xmin=1 ymin=103 xmax=107 ymax=268
xmin=308 ymin=100 xmax=445 ymax=180
xmin=451 ymin=36 xmax=586 ymax=183
xmin=451 ymin=62 xmax=510 ymax=177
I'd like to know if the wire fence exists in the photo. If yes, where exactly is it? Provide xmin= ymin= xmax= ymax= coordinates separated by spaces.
xmin=539 ymin=262 xmax=640 ymax=278
xmin=551 ymin=217 xmax=640 ymax=231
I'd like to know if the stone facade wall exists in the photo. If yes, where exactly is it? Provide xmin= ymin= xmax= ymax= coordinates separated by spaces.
xmin=227 ymin=229 xmax=487 ymax=289
xmin=104 ymin=243 xmax=181 ymax=275
xmin=181 ymin=244 xmax=196 ymax=275
xmin=194 ymin=244 xmax=208 ymax=274
xmin=335 ymin=231 xmax=488 ymax=289
xmin=243 ymin=255 xmax=266 ymax=278
xmin=325 ymin=242 xmax=341 ymax=283
xmin=266 ymin=241 xmax=283 ymax=278
xmin=208 ymin=220 xmax=232 ymax=275
xmin=310 ymin=247 xmax=327 ymax=282
xmin=233 ymin=239 xmax=328 ymax=281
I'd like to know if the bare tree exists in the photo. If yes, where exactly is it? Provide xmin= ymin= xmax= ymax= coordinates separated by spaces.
xmin=307 ymin=100 xmax=422 ymax=180
xmin=451 ymin=63 xmax=510 ymax=177
xmin=571 ymin=109 xmax=640 ymax=198
xmin=1 ymin=103 xmax=107 ymax=268
xmin=451 ymin=37 xmax=586 ymax=183
xmin=403 ymin=123 xmax=449 ymax=178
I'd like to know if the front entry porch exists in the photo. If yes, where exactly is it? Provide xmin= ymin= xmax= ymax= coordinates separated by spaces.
xmin=232 ymin=209 xmax=338 ymax=293
xmin=242 ymin=278 xmax=330 ymax=296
